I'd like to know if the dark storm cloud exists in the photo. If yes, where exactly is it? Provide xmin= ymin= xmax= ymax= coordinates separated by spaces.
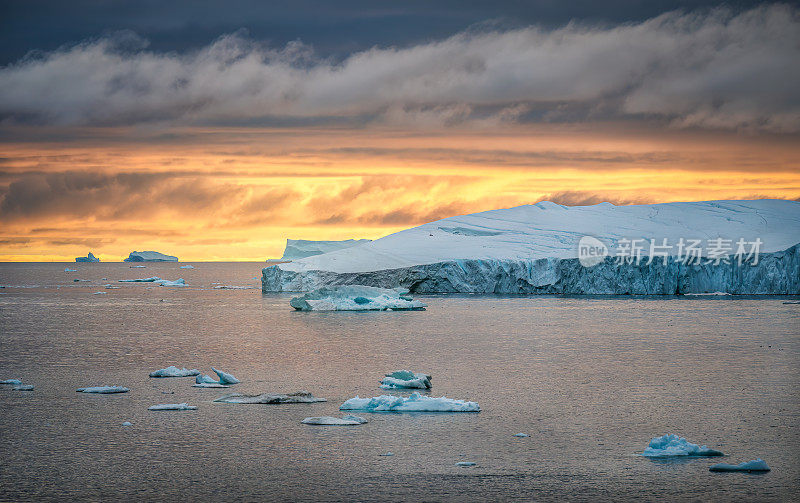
xmin=0 ymin=4 xmax=797 ymax=132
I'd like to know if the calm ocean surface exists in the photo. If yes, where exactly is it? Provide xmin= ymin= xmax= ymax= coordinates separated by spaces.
xmin=1 ymin=262 xmax=798 ymax=502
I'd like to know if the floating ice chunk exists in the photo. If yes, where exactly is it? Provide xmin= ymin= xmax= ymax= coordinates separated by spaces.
xmin=379 ymin=452 xmax=394 ymax=456
xmin=642 ymin=434 xmax=723 ymax=457
xmin=380 ymin=370 xmax=432 ymax=389
xmin=119 ymin=277 xmax=161 ymax=283
xmin=211 ymin=367 xmax=240 ymax=384
xmin=455 ymin=462 xmax=476 ymax=467
xmin=92 ymin=291 xmax=107 ymax=295
xmin=13 ymin=384 xmax=34 ymax=391
xmin=180 ymin=265 xmax=195 ymax=269
xmin=196 ymin=374 xmax=218 ymax=384
xmin=192 ymin=383 xmax=230 ymax=388
xmin=130 ymin=265 xmax=146 ymax=268
xmin=514 ymin=433 xmax=529 ymax=437
xmin=149 ymin=366 xmax=200 ymax=378
xmin=105 ymin=285 xmax=120 ymax=289
xmin=65 ymin=268 xmax=77 ymax=272
xmin=290 ymin=285 xmax=426 ymax=311
xmin=340 ymin=392 xmax=480 ymax=412
xmin=148 ymin=403 xmax=197 ymax=411
xmin=1 ymin=379 xmax=23 ymax=385
xmin=684 ymin=291 xmax=732 ymax=296
xmin=155 ymin=278 xmax=185 ymax=287
xmin=122 ymin=421 xmax=132 ymax=426
xmin=213 ymin=391 xmax=326 ymax=404
xmin=710 ymin=459 xmax=770 ymax=472
xmin=77 ymin=386 xmax=129 ymax=394
xmin=301 ymin=415 xmax=368 ymax=425
xmin=213 ymin=285 xmax=257 ymax=290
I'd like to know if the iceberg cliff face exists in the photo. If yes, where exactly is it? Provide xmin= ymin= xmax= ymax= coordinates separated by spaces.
xmin=263 ymin=200 xmax=800 ymax=294
xmin=280 ymin=238 xmax=371 ymax=260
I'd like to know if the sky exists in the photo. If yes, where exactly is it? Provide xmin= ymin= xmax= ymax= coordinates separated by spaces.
xmin=1 ymin=1 xmax=799 ymax=261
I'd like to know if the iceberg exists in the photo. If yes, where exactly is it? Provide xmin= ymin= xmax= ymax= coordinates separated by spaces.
xmin=75 ymin=252 xmax=100 ymax=263
xmin=280 ymin=239 xmax=372 ymax=260
xmin=77 ymin=386 xmax=129 ymax=394
xmin=124 ymin=251 xmax=178 ymax=262
xmin=340 ymin=392 xmax=480 ymax=412
xmin=380 ymin=370 xmax=432 ymax=389
xmin=179 ymin=265 xmax=195 ymax=269
xmin=148 ymin=403 xmax=197 ymax=411
xmin=13 ymin=384 xmax=34 ymax=391
xmin=709 ymin=459 xmax=770 ymax=472
xmin=290 ymin=285 xmax=426 ymax=311
xmin=642 ymin=434 xmax=724 ymax=457
xmin=301 ymin=415 xmax=368 ymax=425
xmin=1 ymin=379 xmax=23 ymax=385
xmin=149 ymin=366 xmax=200 ymax=378
xmin=263 ymin=200 xmax=800 ymax=295
xmin=213 ymin=391 xmax=326 ymax=404
xmin=211 ymin=367 xmax=240 ymax=385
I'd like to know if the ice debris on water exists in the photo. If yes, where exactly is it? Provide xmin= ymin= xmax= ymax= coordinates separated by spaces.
xmin=122 ymin=421 xmax=132 ymax=426
xmin=213 ymin=391 xmax=326 ymax=404
xmin=709 ymin=459 xmax=770 ymax=472
xmin=77 ymin=386 xmax=130 ymax=394
xmin=65 ymin=268 xmax=77 ymax=272
xmin=195 ymin=374 xmax=218 ymax=384
xmin=13 ymin=384 xmax=34 ymax=391
xmin=380 ymin=370 xmax=432 ymax=389
xmin=289 ymin=285 xmax=426 ymax=311
xmin=118 ymin=277 xmax=185 ymax=286
xmin=514 ymin=433 xmax=529 ymax=437
xmin=379 ymin=452 xmax=394 ymax=456
xmin=641 ymin=434 xmax=723 ymax=457
xmin=1 ymin=379 xmax=23 ymax=385
xmin=119 ymin=277 xmax=161 ymax=283
xmin=455 ymin=462 xmax=476 ymax=467
xmin=211 ymin=367 xmax=240 ymax=385
xmin=340 ymin=392 xmax=480 ymax=412
xmin=180 ymin=265 xmax=195 ymax=269
xmin=301 ymin=415 xmax=368 ymax=425
xmin=149 ymin=366 xmax=201 ymax=378
xmin=193 ymin=382 xmax=230 ymax=388
xmin=148 ymin=403 xmax=197 ymax=411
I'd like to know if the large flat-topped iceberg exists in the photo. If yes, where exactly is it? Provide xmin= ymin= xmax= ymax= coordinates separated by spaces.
xmin=124 ymin=251 xmax=178 ymax=262
xmin=280 ymin=238 xmax=372 ymax=260
xmin=263 ymin=200 xmax=800 ymax=294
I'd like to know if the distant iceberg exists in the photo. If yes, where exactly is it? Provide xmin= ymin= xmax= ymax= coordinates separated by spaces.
xmin=710 ymin=459 xmax=770 ymax=472
xmin=301 ymin=415 xmax=368 ymax=425
xmin=124 ymin=251 xmax=178 ymax=262
xmin=290 ymin=285 xmax=426 ymax=311
xmin=211 ymin=367 xmax=240 ymax=385
xmin=148 ymin=403 xmax=197 ymax=411
xmin=641 ymin=434 xmax=723 ymax=457
xmin=380 ymin=370 xmax=432 ymax=389
xmin=213 ymin=391 xmax=326 ymax=404
xmin=149 ymin=366 xmax=200 ymax=378
xmin=281 ymin=238 xmax=372 ymax=260
xmin=75 ymin=252 xmax=100 ymax=263
xmin=340 ymin=392 xmax=480 ymax=412
xmin=77 ymin=385 xmax=129 ymax=394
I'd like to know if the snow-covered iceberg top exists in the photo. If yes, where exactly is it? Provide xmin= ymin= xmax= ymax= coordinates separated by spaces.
xmin=380 ymin=370 xmax=432 ymax=389
xmin=148 ymin=403 xmax=197 ymax=411
xmin=124 ymin=250 xmax=178 ymax=262
xmin=290 ymin=285 xmax=426 ymax=311
xmin=340 ymin=392 xmax=480 ymax=412
xmin=281 ymin=238 xmax=372 ymax=260
xmin=301 ymin=415 xmax=368 ymax=425
xmin=641 ymin=434 xmax=724 ymax=457
xmin=77 ymin=385 xmax=129 ymax=394
xmin=149 ymin=366 xmax=200 ymax=378
xmin=213 ymin=391 xmax=326 ymax=404
xmin=75 ymin=252 xmax=100 ymax=263
xmin=710 ymin=459 xmax=770 ymax=472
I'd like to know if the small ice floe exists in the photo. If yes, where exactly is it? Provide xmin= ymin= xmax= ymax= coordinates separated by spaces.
xmin=149 ymin=366 xmax=200 ymax=378
xmin=195 ymin=374 xmax=218 ymax=384
xmin=301 ymin=415 xmax=368 ymax=426
xmin=73 ymin=279 xmax=90 ymax=282
xmin=192 ymin=382 xmax=230 ymax=388
xmin=641 ymin=434 xmax=723 ymax=457
xmin=455 ymin=462 xmax=476 ymax=467
xmin=290 ymin=285 xmax=426 ymax=311
xmin=148 ymin=403 xmax=197 ymax=411
xmin=92 ymin=291 xmax=107 ymax=295
xmin=13 ymin=384 xmax=34 ymax=391
xmin=130 ymin=265 xmax=146 ymax=268
xmin=119 ymin=277 xmax=161 ymax=283
xmin=379 ymin=452 xmax=394 ymax=457
xmin=122 ymin=421 xmax=132 ymax=426
xmin=77 ymin=386 xmax=130 ymax=394
xmin=213 ymin=285 xmax=257 ymax=290
xmin=65 ymin=268 xmax=77 ymax=272
xmin=211 ymin=367 xmax=240 ymax=385
xmin=380 ymin=370 xmax=432 ymax=389
xmin=709 ymin=459 xmax=770 ymax=472
xmin=213 ymin=391 xmax=326 ymax=404
xmin=340 ymin=392 xmax=480 ymax=412
xmin=783 ymin=301 xmax=800 ymax=305
xmin=156 ymin=278 xmax=185 ymax=287
xmin=514 ymin=433 xmax=530 ymax=438
xmin=180 ymin=265 xmax=195 ymax=269
xmin=1 ymin=379 xmax=23 ymax=385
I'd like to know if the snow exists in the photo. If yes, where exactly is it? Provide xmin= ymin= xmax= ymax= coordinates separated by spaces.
xmin=380 ymin=370 xmax=432 ymax=389
xmin=75 ymin=252 xmax=100 ymax=263
xmin=281 ymin=239 xmax=372 ymax=260
xmin=13 ymin=384 xmax=34 ymax=391
xmin=455 ymin=462 xmax=477 ymax=467
xmin=77 ymin=386 xmax=129 ymax=394
xmin=149 ymin=366 xmax=201 ymax=378
xmin=213 ymin=391 xmax=326 ymax=404
xmin=710 ymin=459 xmax=770 ymax=472
xmin=211 ymin=367 xmax=240 ymax=384
xmin=301 ymin=415 xmax=368 ymax=425
xmin=180 ymin=265 xmax=195 ymax=269
xmin=124 ymin=251 xmax=178 ymax=262
xmin=340 ymin=392 xmax=480 ymax=412
xmin=1 ymin=379 xmax=23 ymax=385
xmin=641 ymin=434 xmax=724 ymax=457
xmin=148 ymin=403 xmax=197 ymax=411
xmin=290 ymin=285 xmax=426 ymax=311
xmin=263 ymin=199 xmax=800 ymax=294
